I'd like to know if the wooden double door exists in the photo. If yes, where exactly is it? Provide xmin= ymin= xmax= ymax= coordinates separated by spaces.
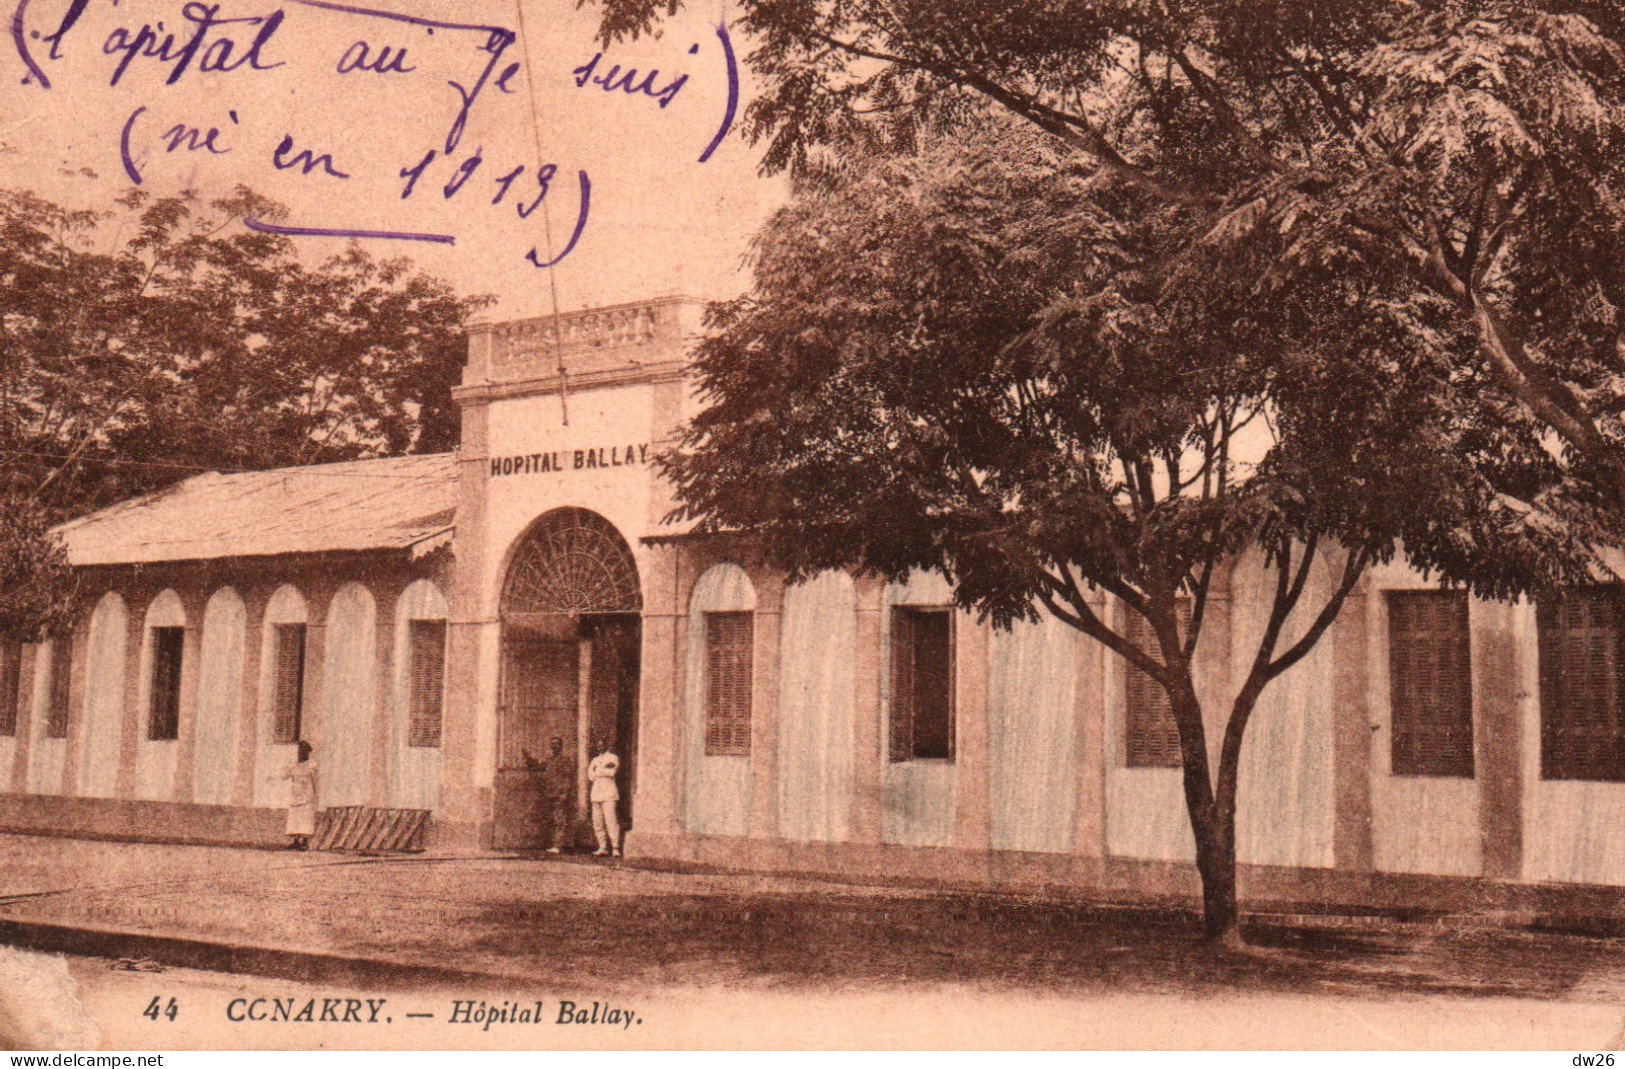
xmin=492 ymin=615 xmax=639 ymax=850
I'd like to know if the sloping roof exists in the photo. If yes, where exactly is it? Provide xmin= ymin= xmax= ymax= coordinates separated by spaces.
xmin=56 ymin=454 xmax=458 ymax=567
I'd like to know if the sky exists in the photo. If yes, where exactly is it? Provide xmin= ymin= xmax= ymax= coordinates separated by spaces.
xmin=0 ymin=0 xmax=786 ymax=319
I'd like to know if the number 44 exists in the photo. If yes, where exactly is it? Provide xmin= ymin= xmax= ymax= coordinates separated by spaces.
xmin=142 ymin=996 xmax=178 ymax=1021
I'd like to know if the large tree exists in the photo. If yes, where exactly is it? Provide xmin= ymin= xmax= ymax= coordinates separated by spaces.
xmin=0 ymin=184 xmax=488 ymax=639
xmin=656 ymin=118 xmax=1593 ymax=943
xmin=598 ymin=0 xmax=1625 ymax=518
xmin=598 ymin=0 xmax=1625 ymax=942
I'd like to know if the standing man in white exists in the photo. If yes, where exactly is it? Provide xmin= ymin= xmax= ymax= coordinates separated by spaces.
xmin=587 ymin=746 xmax=621 ymax=857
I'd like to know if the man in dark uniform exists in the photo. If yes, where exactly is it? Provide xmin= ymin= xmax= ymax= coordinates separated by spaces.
xmin=523 ymin=737 xmax=574 ymax=853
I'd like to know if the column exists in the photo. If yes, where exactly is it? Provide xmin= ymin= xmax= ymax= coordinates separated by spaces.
xmin=229 ymin=587 xmax=269 ymax=807
xmin=368 ymin=579 xmax=403 ymax=808
xmin=1331 ymin=584 xmax=1375 ymax=873
xmin=300 ymin=583 xmax=336 ymax=759
xmin=1475 ymin=599 xmax=1523 ymax=880
xmin=57 ymin=611 xmax=92 ymax=796
xmin=170 ymin=589 xmax=209 ymax=803
xmin=747 ymin=569 xmax=784 ymax=840
xmin=953 ymin=612 xmax=992 ymax=850
xmin=850 ymin=574 xmax=885 ymax=844
xmin=8 ymin=645 xmax=38 ymax=793
xmin=440 ymin=398 xmax=491 ymax=833
xmin=114 ymin=592 xmax=148 ymax=799
xmin=1070 ymin=608 xmax=1107 ymax=858
xmin=632 ymin=544 xmax=681 ymax=838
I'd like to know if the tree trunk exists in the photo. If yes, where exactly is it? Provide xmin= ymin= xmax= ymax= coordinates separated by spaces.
xmin=1193 ymin=799 xmax=1242 ymax=947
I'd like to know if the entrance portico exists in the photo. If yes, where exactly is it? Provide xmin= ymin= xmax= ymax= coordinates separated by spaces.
xmin=437 ymin=296 xmax=703 ymax=850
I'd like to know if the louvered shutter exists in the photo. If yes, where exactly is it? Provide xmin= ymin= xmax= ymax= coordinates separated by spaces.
xmin=408 ymin=620 xmax=447 ymax=748
xmin=1539 ymin=587 xmax=1625 ymax=781
xmin=149 ymin=627 xmax=184 ymax=741
xmin=1124 ymin=601 xmax=1187 ymax=769
xmin=271 ymin=624 xmax=306 ymax=744
xmin=704 ymin=612 xmax=753 ymax=756
xmin=0 ymin=643 xmax=20 ymax=737
xmin=1387 ymin=591 xmax=1474 ymax=777
xmin=46 ymin=634 xmax=73 ymax=739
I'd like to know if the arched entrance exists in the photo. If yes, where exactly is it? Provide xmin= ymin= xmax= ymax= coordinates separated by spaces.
xmin=493 ymin=508 xmax=642 ymax=850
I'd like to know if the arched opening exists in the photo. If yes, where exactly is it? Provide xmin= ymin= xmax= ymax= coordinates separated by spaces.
xmin=494 ymin=508 xmax=642 ymax=851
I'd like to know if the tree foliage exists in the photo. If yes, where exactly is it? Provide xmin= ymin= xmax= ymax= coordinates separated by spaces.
xmin=0 ymin=185 xmax=488 ymax=520
xmin=0 ymin=183 xmax=488 ymax=639
xmin=597 ymin=0 xmax=1625 ymax=941
xmin=599 ymin=0 xmax=1625 ymax=531
xmin=661 ymin=116 xmax=1585 ymax=940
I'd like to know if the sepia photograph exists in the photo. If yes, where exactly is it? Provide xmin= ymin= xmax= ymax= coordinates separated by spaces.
xmin=2 ymin=0 xmax=1625 ymax=1052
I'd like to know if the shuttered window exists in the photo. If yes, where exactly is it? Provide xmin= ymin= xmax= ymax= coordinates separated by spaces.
xmin=1387 ymin=591 xmax=1475 ymax=777
xmin=889 ymin=608 xmax=955 ymax=762
xmin=149 ymin=626 xmax=184 ymax=741
xmin=0 ymin=642 xmax=21 ymax=737
xmin=1539 ymin=586 xmax=1625 ymax=781
xmin=1124 ymin=601 xmax=1188 ymax=769
xmin=270 ymin=624 xmax=306 ymax=745
xmin=45 ymin=634 xmax=72 ymax=739
xmin=408 ymin=620 xmax=447 ymax=748
xmin=704 ymin=611 xmax=753 ymax=756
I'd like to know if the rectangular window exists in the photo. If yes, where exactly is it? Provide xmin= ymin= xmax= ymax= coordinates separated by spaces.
xmin=1387 ymin=591 xmax=1475 ymax=777
xmin=889 ymin=608 xmax=955 ymax=762
xmin=270 ymin=624 xmax=307 ymax=745
xmin=1539 ymin=586 xmax=1625 ymax=781
xmin=704 ymin=611 xmax=753 ymax=757
xmin=408 ymin=620 xmax=447 ymax=748
xmin=45 ymin=634 xmax=72 ymax=739
xmin=1124 ymin=601 xmax=1188 ymax=769
xmin=149 ymin=626 xmax=184 ymax=742
xmin=0 ymin=642 xmax=21 ymax=737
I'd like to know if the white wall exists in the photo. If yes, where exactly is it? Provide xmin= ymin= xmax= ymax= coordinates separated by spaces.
xmin=192 ymin=587 xmax=246 ymax=806
xmin=988 ymin=613 xmax=1079 ymax=854
xmin=389 ymin=578 xmax=448 ymax=810
xmin=683 ymin=563 xmax=754 ymax=836
xmin=1232 ymin=551 xmax=1337 ymax=870
xmin=777 ymin=570 xmax=856 ymax=842
xmin=320 ymin=582 xmax=377 ymax=807
xmin=881 ymin=570 xmax=957 ymax=847
xmin=77 ymin=593 xmax=127 ymax=799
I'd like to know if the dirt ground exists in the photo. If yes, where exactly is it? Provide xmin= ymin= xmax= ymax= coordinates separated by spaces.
xmin=5 ymin=833 xmax=1625 ymax=1048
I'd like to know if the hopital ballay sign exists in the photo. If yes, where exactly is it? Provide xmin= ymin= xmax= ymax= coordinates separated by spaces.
xmin=489 ymin=444 xmax=650 ymax=477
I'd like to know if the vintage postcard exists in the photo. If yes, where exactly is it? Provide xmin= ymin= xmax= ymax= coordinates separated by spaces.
xmin=2 ymin=0 xmax=1625 ymax=1052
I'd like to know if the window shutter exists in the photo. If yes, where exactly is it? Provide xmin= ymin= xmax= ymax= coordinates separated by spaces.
xmin=0 ymin=643 xmax=20 ymax=737
xmin=46 ymin=634 xmax=73 ymax=739
xmin=1387 ymin=591 xmax=1474 ymax=777
xmin=704 ymin=612 xmax=753 ymax=757
xmin=1124 ymin=602 xmax=1186 ymax=769
xmin=408 ymin=620 xmax=447 ymax=748
xmin=271 ymin=624 xmax=306 ymax=745
xmin=1539 ymin=587 xmax=1625 ymax=781
xmin=149 ymin=627 xmax=184 ymax=741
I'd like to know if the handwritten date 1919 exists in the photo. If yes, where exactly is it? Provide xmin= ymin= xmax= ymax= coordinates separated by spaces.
xmin=398 ymin=148 xmax=591 ymax=265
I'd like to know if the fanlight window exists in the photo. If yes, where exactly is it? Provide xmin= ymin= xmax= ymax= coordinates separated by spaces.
xmin=502 ymin=508 xmax=642 ymax=615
